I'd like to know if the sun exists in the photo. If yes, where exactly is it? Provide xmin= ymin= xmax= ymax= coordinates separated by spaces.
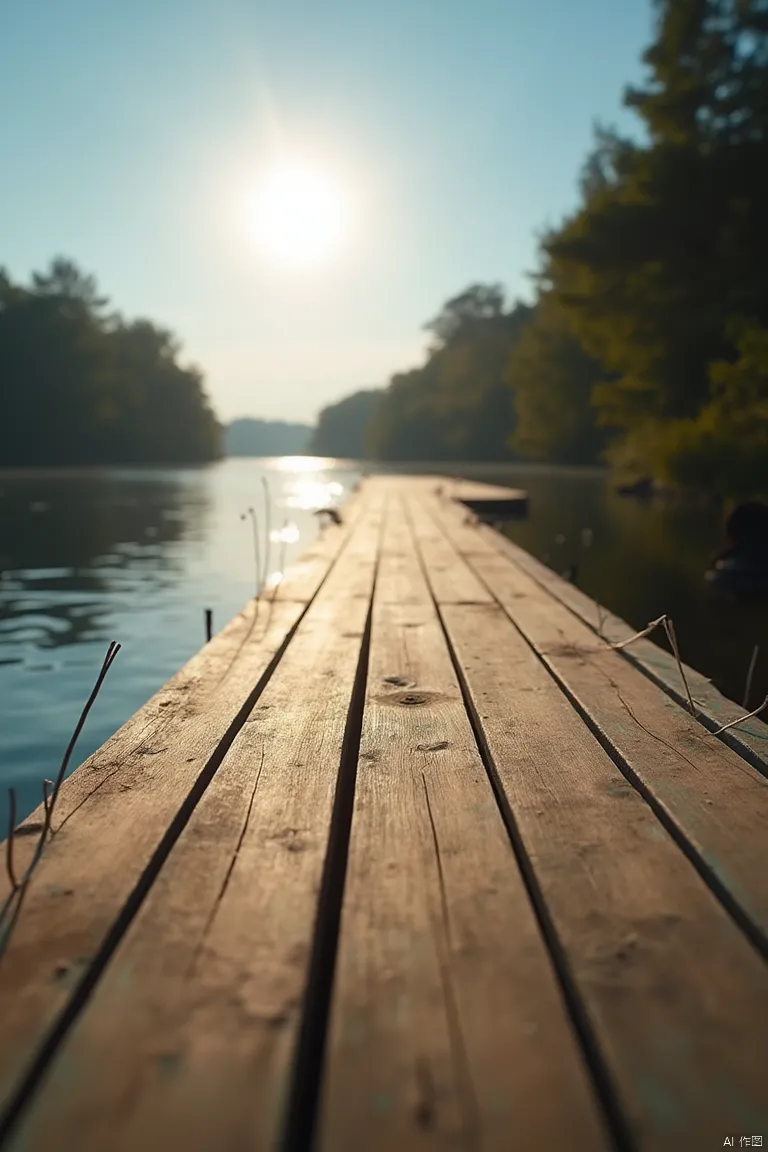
xmin=251 ymin=159 xmax=349 ymax=269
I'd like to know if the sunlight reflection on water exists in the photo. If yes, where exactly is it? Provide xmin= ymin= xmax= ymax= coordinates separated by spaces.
xmin=270 ymin=523 xmax=300 ymax=544
xmin=0 ymin=456 xmax=360 ymax=828
xmin=283 ymin=477 xmax=344 ymax=511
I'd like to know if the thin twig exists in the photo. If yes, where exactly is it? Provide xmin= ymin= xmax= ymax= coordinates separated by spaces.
xmin=241 ymin=509 xmax=261 ymax=624
xmin=596 ymin=602 xmax=606 ymax=639
xmin=47 ymin=641 xmax=121 ymax=831
xmin=271 ymin=520 xmax=289 ymax=603
xmin=714 ymin=695 xmax=768 ymax=735
xmin=42 ymin=779 xmax=53 ymax=840
xmin=5 ymin=788 xmax=17 ymax=891
xmin=205 ymin=608 xmax=213 ymax=643
xmin=251 ymin=508 xmax=261 ymax=595
xmin=663 ymin=617 xmax=696 ymax=717
xmin=743 ymin=644 xmax=760 ymax=710
xmin=261 ymin=476 xmax=272 ymax=590
xmin=609 ymin=614 xmax=667 ymax=650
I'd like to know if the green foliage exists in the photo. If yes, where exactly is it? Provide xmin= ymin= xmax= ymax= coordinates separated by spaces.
xmin=309 ymin=389 xmax=383 ymax=458
xmin=369 ymin=285 xmax=531 ymax=461
xmin=0 ymin=258 xmax=221 ymax=466
xmin=656 ymin=319 xmax=768 ymax=496
xmin=532 ymin=0 xmax=768 ymax=497
xmin=508 ymin=293 xmax=608 ymax=464
xmin=314 ymin=1 xmax=768 ymax=493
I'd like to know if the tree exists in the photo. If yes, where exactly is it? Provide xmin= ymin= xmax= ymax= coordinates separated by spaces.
xmin=309 ymin=389 xmax=382 ymax=458
xmin=424 ymin=283 xmax=507 ymax=346
xmin=537 ymin=0 xmax=768 ymax=493
xmin=31 ymin=257 xmax=109 ymax=315
xmin=0 ymin=258 xmax=221 ymax=466
xmin=508 ymin=293 xmax=608 ymax=465
xmin=0 ymin=268 xmax=113 ymax=464
xmin=368 ymin=287 xmax=532 ymax=462
xmin=107 ymin=320 xmax=221 ymax=464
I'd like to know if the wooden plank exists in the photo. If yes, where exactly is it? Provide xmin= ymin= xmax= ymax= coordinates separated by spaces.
xmin=478 ymin=521 xmax=768 ymax=771
xmin=424 ymin=494 xmax=768 ymax=947
xmin=1 ymin=496 xmax=385 ymax=1152
xmin=447 ymin=480 xmax=528 ymax=518
xmin=406 ymin=497 xmax=493 ymax=606
xmin=0 ymin=591 xmax=286 ymax=910
xmin=412 ymin=500 xmax=768 ymax=1149
xmin=369 ymin=474 xmax=528 ymax=518
xmin=0 ymin=489 xmax=372 ymax=1124
xmin=389 ymin=472 xmax=767 ymax=767
xmin=318 ymin=499 xmax=610 ymax=1150
xmin=0 ymin=489 xmax=367 ymax=907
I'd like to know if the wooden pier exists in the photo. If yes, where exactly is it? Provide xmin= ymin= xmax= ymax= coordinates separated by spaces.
xmin=0 ymin=475 xmax=766 ymax=1152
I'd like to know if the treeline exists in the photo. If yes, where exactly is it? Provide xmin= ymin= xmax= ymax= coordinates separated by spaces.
xmin=533 ymin=0 xmax=768 ymax=497
xmin=317 ymin=284 xmax=607 ymax=466
xmin=339 ymin=0 xmax=768 ymax=497
xmin=309 ymin=389 xmax=383 ymax=457
xmin=0 ymin=258 xmax=221 ymax=466
xmin=370 ymin=287 xmax=536 ymax=462
xmin=225 ymin=418 xmax=312 ymax=456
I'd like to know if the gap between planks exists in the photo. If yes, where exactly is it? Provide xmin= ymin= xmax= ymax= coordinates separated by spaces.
xmin=418 ymin=491 xmax=768 ymax=957
xmin=317 ymin=497 xmax=612 ymax=1151
xmin=476 ymin=513 xmax=768 ymax=775
xmin=0 ymin=498 xmax=385 ymax=1152
xmin=405 ymin=487 xmax=768 ymax=1150
xmin=0 ymin=489 xmax=381 ymax=1139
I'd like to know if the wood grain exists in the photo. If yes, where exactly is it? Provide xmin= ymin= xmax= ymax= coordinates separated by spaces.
xmin=4 ymin=474 xmax=767 ymax=1152
xmin=3 ymin=496 xmax=385 ymax=1152
xmin=406 ymin=496 xmax=492 ymax=606
xmin=0 ymin=490 xmax=369 ymax=1125
xmin=415 ymin=498 xmax=768 ymax=1149
xmin=318 ymin=498 xmax=609 ymax=1151
xmin=478 ymin=518 xmax=768 ymax=771
xmin=424 ymin=495 xmax=768 ymax=947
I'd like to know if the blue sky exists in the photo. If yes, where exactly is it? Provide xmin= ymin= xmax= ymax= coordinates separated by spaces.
xmin=1 ymin=0 xmax=653 ymax=424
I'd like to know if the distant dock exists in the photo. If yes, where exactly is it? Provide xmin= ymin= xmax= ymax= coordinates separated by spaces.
xmin=0 ymin=474 xmax=766 ymax=1151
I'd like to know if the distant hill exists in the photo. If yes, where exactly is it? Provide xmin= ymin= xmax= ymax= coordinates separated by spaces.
xmin=224 ymin=418 xmax=313 ymax=457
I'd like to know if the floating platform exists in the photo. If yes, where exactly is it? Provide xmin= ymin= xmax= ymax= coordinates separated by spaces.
xmin=442 ymin=477 xmax=529 ymax=519
xmin=0 ymin=474 xmax=766 ymax=1151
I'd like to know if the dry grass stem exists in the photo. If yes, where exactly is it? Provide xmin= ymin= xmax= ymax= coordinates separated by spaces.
xmin=714 ymin=695 xmax=768 ymax=735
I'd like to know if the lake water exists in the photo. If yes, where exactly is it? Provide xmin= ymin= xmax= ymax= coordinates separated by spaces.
xmin=0 ymin=458 xmax=360 ymax=829
xmin=1 ymin=459 xmax=766 ymax=830
xmin=458 ymin=461 xmax=768 ymax=714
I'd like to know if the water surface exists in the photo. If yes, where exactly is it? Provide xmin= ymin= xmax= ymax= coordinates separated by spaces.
xmin=444 ymin=462 xmax=768 ymax=714
xmin=1 ymin=459 xmax=766 ymax=831
xmin=0 ymin=458 xmax=359 ymax=827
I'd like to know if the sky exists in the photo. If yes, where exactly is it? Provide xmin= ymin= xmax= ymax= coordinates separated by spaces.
xmin=1 ymin=0 xmax=653 ymax=425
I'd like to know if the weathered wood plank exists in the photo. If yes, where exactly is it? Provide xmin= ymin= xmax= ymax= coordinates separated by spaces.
xmin=0 ymin=491 xmax=367 ymax=913
xmin=0 ymin=594 xmax=270 ymax=911
xmin=445 ymin=479 xmax=528 ymax=518
xmin=405 ymin=497 xmax=493 ymax=606
xmin=424 ymin=494 xmax=768 ymax=948
xmin=478 ymin=519 xmax=768 ymax=770
xmin=1 ymin=496 xmax=385 ymax=1152
xmin=318 ymin=500 xmax=610 ymax=1151
xmin=0 ymin=489 xmax=371 ymax=1125
xmin=414 ymin=499 xmax=768 ymax=1149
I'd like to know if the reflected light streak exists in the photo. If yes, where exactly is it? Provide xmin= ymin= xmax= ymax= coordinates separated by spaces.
xmin=270 ymin=522 xmax=300 ymax=544
xmin=272 ymin=456 xmax=334 ymax=473
xmin=284 ymin=477 xmax=344 ymax=511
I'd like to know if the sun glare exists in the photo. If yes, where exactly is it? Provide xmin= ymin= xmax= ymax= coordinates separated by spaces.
xmin=251 ymin=159 xmax=349 ymax=269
